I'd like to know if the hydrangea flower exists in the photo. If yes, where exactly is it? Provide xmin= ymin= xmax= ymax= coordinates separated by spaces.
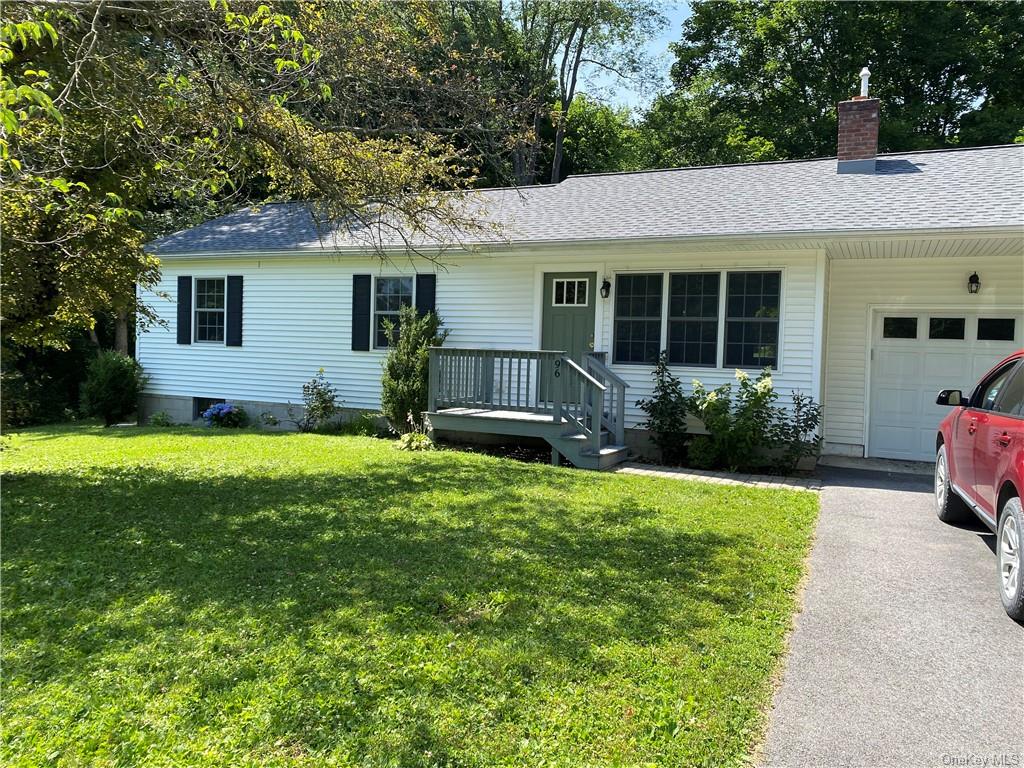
xmin=734 ymin=369 xmax=749 ymax=382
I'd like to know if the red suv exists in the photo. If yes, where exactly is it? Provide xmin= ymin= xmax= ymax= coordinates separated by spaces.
xmin=935 ymin=350 xmax=1024 ymax=621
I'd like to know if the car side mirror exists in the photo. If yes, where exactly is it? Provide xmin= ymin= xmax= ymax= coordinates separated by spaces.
xmin=936 ymin=389 xmax=965 ymax=407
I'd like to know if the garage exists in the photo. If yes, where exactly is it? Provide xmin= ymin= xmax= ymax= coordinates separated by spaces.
xmin=868 ymin=311 xmax=1021 ymax=461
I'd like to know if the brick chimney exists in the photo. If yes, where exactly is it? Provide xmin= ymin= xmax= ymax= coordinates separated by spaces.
xmin=837 ymin=67 xmax=879 ymax=174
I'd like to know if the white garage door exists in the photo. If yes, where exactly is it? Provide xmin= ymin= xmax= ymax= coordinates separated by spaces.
xmin=868 ymin=312 xmax=1021 ymax=461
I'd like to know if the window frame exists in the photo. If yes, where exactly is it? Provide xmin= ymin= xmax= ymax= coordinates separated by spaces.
xmin=667 ymin=271 xmax=721 ymax=368
xmin=723 ymin=271 xmax=782 ymax=370
xmin=610 ymin=267 xmax=784 ymax=371
xmin=552 ymin=278 xmax=589 ymax=307
xmin=612 ymin=272 xmax=664 ymax=365
xmin=373 ymin=275 xmax=415 ymax=350
xmin=193 ymin=276 xmax=228 ymax=344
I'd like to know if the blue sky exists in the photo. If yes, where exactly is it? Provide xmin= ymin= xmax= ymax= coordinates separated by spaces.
xmin=582 ymin=2 xmax=692 ymax=114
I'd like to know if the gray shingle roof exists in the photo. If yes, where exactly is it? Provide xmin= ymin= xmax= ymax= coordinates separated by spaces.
xmin=149 ymin=145 xmax=1024 ymax=255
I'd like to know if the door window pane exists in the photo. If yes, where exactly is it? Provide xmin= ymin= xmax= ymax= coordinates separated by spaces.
xmin=978 ymin=318 xmax=1016 ymax=342
xmin=724 ymin=272 xmax=780 ymax=368
xmin=882 ymin=317 xmax=917 ymax=339
xmin=668 ymin=272 xmax=719 ymax=366
xmin=928 ymin=317 xmax=965 ymax=340
xmin=613 ymin=274 xmax=662 ymax=364
xmin=553 ymin=278 xmax=588 ymax=306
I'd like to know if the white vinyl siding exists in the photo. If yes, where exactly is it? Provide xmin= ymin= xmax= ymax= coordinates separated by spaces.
xmin=137 ymin=247 xmax=821 ymax=428
xmin=823 ymin=252 xmax=1024 ymax=456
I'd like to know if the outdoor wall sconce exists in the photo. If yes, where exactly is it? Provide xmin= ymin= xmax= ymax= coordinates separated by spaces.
xmin=600 ymin=278 xmax=611 ymax=299
xmin=968 ymin=272 xmax=981 ymax=294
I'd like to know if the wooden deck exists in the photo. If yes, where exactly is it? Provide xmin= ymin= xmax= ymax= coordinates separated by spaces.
xmin=425 ymin=347 xmax=631 ymax=470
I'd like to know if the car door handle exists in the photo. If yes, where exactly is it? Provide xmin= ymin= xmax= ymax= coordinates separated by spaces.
xmin=997 ymin=432 xmax=1012 ymax=447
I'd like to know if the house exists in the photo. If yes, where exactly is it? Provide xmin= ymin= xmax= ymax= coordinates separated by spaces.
xmin=141 ymin=89 xmax=1024 ymax=468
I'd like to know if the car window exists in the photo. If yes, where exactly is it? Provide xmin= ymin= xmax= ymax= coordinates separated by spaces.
xmin=993 ymin=363 xmax=1024 ymax=415
xmin=977 ymin=363 xmax=1018 ymax=411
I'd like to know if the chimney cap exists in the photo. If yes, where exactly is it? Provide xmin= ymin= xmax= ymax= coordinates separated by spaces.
xmin=858 ymin=67 xmax=871 ymax=98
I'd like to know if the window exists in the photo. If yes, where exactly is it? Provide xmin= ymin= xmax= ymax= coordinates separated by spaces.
xmin=978 ymin=363 xmax=1018 ymax=411
xmin=724 ymin=271 xmax=780 ymax=368
xmin=668 ymin=272 xmax=719 ymax=367
xmin=553 ymin=279 xmax=588 ymax=306
xmin=613 ymin=274 xmax=662 ymax=364
xmin=192 ymin=397 xmax=225 ymax=420
xmin=194 ymin=278 xmax=226 ymax=343
xmin=883 ymin=317 xmax=917 ymax=339
xmin=928 ymin=317 xmax=965 ymax=340
xmin=978 ymin=318 xmax=1016 ymax=342
xmin=993 ymin=364 xmax=1024 ymax=415
xmin=374 ymin=276 xmax=414 ymax=348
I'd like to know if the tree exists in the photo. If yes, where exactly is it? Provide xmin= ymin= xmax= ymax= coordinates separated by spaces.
xmin=647 ymin=0 xmax=1024 ymax=165
xmin=447 ymin=0 xmax=665 ymax=185
xmin=1 ymin=1 xmax=524 ymax=350
xmin=560 ymin=94 xmax=642 ymax=175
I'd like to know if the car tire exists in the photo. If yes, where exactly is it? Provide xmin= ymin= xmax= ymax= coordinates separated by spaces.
xmin=997 ymin=497 xmax=1023 ymax=622
xmin=935 ymin=444 xmax=970 ymax=523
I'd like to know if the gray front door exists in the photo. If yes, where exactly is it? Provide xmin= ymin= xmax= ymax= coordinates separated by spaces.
xmin=542 ymin=272 xmax=596 ymax=361
xmin=541 ymin=273 xmax=596 ymax=404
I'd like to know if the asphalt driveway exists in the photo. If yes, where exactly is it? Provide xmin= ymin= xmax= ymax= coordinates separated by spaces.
xmin=761 ymin=467 xmax=1023 ymax=768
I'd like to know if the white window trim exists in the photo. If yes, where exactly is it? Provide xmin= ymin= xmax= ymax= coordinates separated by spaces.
xmin=551 ymin=278 xmax=589 ymax=307
xmin=193 ymin=275 xmax=227 ymax=345
xmin=611 ymin=267 xmax=785 ymax=371
xmin=373 ymin=275 xmax=415 ymax=350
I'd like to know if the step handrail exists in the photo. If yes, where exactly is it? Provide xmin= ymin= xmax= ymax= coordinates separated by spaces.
xmin=584 ymin=355 xmax=628 ymax=389
xmin=583 ymin=354 xmax=628 ymax=446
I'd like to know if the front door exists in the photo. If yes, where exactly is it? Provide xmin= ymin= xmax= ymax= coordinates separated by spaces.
xmin=542 ymin=273 xmax=596 ymax=361
xmin=541 ymin=273 xmax=596 ymax=403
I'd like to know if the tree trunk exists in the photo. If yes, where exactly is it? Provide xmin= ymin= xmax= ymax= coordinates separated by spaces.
xmin=114 ymin=312 xmax=129 ymax=355
xmin=550 ymin=123 xmax=566 ymax=183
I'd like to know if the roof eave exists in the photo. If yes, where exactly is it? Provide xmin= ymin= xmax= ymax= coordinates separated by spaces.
xmin=148 ymin=224 xmax=1023 ymax=260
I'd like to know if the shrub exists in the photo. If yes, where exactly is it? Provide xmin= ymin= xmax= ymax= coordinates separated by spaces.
xmin=287 ymin=369 xmax=341 ymax=432
xmin=148 ymin=410 xmax=174 ymax=427
xmin=380 ymin=305 xmax=448 ymax=433
xmin=259 ymin=411 xmax=280 ymax=427
xmin=636 ymin=353 xmax=689 ymax=464
xmin=80 ymin=350 xmax=148 ymax=426
xmin=685 ymin=435 xmax=719 ymax=470
xmin=202 ymin=402 xmax=248 ymax=428
xmin=772 ymin=391 xmax=823 ymax=472
xmin=687 ymin=369 xmax=778 ymax=472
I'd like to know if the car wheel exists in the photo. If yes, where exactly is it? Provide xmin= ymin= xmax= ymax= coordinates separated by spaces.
xmin=997 ymin=497 xmax=1024 ymax=622
xmin=935 ymin=444 xmax=970 ymax=523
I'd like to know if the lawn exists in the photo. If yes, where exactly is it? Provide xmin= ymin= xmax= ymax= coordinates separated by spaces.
xmin=2 ymin=425 xmax=817 ymax=767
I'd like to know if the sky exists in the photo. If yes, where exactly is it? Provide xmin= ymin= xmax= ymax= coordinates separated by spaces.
xmin=582 ymin=1 xmax=692 ymax=114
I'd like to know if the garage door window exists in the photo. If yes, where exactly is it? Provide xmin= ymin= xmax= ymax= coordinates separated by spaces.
xmin=882 ymin=317 xmax=917 ymax=339
xmin=978 ymin=318 xmax=1016 ymax=342
xmin=928 ymin=317 xmax=965 ymax=340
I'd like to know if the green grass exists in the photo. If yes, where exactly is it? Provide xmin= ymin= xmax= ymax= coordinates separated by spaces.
xmin=2 ymin=425 xmax=817 ymax=767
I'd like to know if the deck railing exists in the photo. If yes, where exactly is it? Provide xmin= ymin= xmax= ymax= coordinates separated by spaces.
xmin=428 ymin=348 xmax=565 ymax=414
xmin=427 ymin=346 xmax=629 ymax=451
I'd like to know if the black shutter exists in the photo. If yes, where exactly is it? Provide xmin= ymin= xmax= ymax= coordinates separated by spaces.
xmin=352 ymin=274 xmax=371 ymax=351
xmin=176 ymin=276 xmax=192 ymax=344
xmin=226 ymin=275 xmax=243 ymax=346
xmin=415 ymin=274 xmax=436 ymax=316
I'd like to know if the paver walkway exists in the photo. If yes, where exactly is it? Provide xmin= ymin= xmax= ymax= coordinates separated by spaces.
xmin=614 ymin=461 xmax=820 ymax=492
